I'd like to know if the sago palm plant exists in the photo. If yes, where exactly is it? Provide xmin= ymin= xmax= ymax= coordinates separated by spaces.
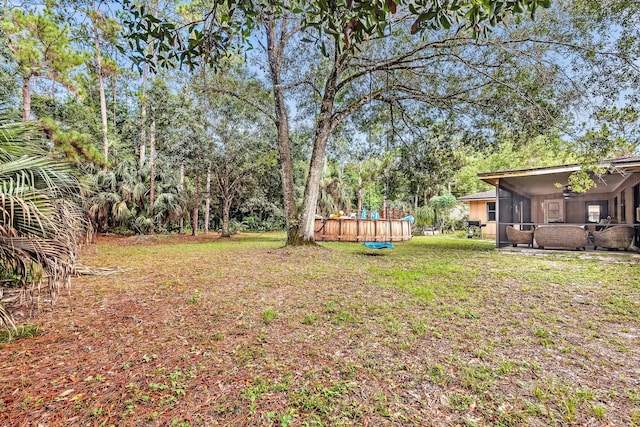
xmin=0 ymin=110 xmax=85 ymax=332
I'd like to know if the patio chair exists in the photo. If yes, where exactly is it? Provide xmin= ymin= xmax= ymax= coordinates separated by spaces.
xmin=506 ymin=226 xmax=534 ymax=247
xmin=593 ymin=225 xmax=635 ymax=251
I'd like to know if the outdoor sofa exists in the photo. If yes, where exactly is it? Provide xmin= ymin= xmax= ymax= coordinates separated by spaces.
xmin=534 ymin=225 xmax=588 ymax=250
xmin=593 ymin=225 xmax=635 ymax=251
xmin=505 ymin=226 xmax=534 ymax=247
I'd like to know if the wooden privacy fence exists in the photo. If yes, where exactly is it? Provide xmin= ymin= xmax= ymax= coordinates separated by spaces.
xmin=314 ymin=218 xmax=412 ymax=242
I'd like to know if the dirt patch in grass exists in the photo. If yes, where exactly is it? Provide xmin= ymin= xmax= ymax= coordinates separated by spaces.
xmin=1 ymin=233 xmax=639 ymax=426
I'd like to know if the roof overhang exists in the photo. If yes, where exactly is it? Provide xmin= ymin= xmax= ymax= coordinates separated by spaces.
xmin=478 ymin=164 xmax=581 ymax=186
xmin=459 ymin=197 xmax=495 ymax=202
xmin=478 ymin=160 xmax=640 ymax=197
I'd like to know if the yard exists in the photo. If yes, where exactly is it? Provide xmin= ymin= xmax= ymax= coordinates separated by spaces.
xmin=1 ymin=234 xmax=639 ymax=426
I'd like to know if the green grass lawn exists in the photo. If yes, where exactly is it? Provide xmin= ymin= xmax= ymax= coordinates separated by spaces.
xmin=1 ymin=233 xmax=639 ymax=426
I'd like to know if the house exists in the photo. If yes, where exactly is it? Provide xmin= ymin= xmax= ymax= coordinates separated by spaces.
xmin=477 ymin=157 xmax=640 ymax=248
xmin=458 ymin=189 xmax=497 ymax=238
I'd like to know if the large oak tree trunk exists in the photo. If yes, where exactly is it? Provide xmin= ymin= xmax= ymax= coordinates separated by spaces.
xmin=298 ymin=54 xmax=346 ymax=244
xmin=221 ymin=198 xmax=232 ymax=238
xmin=298 ymin=121 xmax=332 ymax=244
xmin=192 ymin=206 xmax=199 ymax=236
xmin=264 ymin=17 xmax=298 ymax=245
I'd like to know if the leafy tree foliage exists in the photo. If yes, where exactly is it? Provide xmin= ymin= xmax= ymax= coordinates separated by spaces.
xmin=429 ymin=194 xmax=458 ymax=233
xmin=122 ymin=0 xmax=552 ymax=68
xmin=2 ymin=6 xmax=84 ymax=120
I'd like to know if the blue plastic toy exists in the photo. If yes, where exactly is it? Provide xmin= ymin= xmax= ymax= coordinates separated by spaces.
xmin=363 ymin=242 xmax=394 ymax=249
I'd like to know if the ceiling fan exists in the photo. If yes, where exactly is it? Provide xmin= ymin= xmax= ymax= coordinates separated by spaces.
xmin=562 ymin=185 xmax=577 ymax=199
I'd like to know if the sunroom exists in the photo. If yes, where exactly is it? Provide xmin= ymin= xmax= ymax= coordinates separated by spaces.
xmin=478 ymin=157 xmax=640 ymax=249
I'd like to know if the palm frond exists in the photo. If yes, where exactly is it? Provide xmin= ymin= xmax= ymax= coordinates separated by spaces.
xmin=0 ymin=177 xmax=57 ymax=237
xmin=132 ymin=182 xmax=148 ymax=207
xmin=0 ymin=111 xmax=85 ymax=324
xmin=112 ymin=200 xmax=130 ymax=222
xmin=0 ymin=303 xmax=17 ymax=333
xmin=0 ymin=115 xmax=45 ymax=161
xmin=94 ymin=170 xmax=118 ymax=192
xmin=154 ymin=192 xmax=183 ymax=223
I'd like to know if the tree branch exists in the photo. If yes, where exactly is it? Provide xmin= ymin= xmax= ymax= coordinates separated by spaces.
xmin=281 ymin=79 xmax=322 ymax=96
xmin=338 ymin=36 xmax=471 ymax=90
xmin=207 ymin=87 xmax=276 ymax=123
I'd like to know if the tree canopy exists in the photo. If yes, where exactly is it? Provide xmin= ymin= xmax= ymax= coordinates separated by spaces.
xmin=122 ymin=0 xmax=553 ymax=69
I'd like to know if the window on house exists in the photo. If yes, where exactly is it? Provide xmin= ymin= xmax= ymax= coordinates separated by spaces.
xmin=613 ymin=196 xmax=618 ymax=221
xmin=587 ymin=205 xmax=601 ymax=223
xmin=487 ymin=202 xmax=496 ymax=221
xmin=621 ymin=190 xmax=626 ymax=222
xmin=585 ymin=201 xmax=608 ymax=223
